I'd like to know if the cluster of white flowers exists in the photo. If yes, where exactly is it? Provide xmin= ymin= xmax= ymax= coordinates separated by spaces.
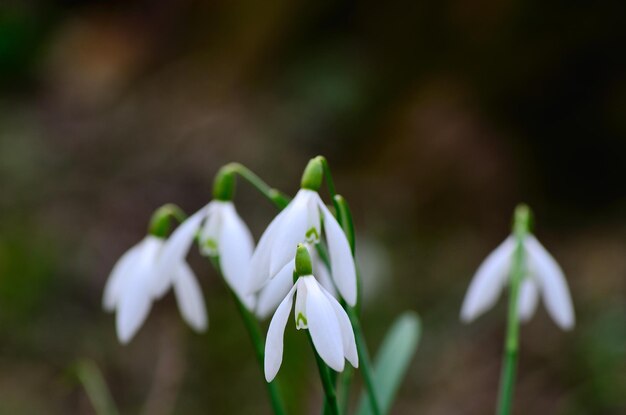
xmin=103 ymin=158 xmax=575 ymax=399
xmin=103 ymin=162 xmax=359 ymax=381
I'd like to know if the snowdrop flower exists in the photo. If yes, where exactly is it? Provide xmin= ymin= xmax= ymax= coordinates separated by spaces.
xmin=103 ymin=234 xmax=207 ymax=344
xmin=247 ymin=159 xmax=357 ymax=307
xmin=460 ymin=234 xmax=575 ymax=330
xmin=157 ymin=199 xmax=256 ymax=309
xmin=264 ymin=245 xmax=358 ymax=382
xmin=255 ymin=244 xmax=337 ymax=319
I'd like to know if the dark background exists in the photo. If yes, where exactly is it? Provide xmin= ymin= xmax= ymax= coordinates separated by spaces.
xmin=0 ymin=1 xmax=625 ymax=413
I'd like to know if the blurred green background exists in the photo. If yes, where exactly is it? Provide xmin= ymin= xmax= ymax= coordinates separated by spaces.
xmin=0 ymin=0 xmax=625 ymax=414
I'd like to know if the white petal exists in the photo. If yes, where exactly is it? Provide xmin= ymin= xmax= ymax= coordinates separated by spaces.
xmin=518 ymin=278 xmax=539 ymax=322
xmin=217 ymin=203 xmax=256 ymax=309
xmin=319 ymin=201 xmax=357 ymax=306
xmin=320 ymin=285 xmax=358 ymax=367
xmin=268 ymin=190 xmax=311 ymax=277
xmin=247 ymin=206 xmax=292 ymax=294
xmin=102 ymin=241 xmax=143 ymax=311
xmin=255 ymin=260 xmax=294 ymax=319
xmin=460 ymin=236 xmax=515 ymax=322
xmin=294 ymin=277 xmax=309 ymax=329
xmin=137 ymin=236 xmax=165 ymax=296
xmin=115 ymin=269 xmax=153 ymax=344
xmin=264 ymin=284 xmax=297 ymax=382
xmin=304 ymin=277 xmax=345 ymax=372
xmin=311 ymin=246 xmax=337 ymax=298
xmin=305 ymin=192 xmax=322 ymax=243
xmin=173 ymin=262 xmax=207 ymax=332
xmin=198 ymin=202 xmax=221 ymax=256
xmin=525 ymin=235 xmax=575 ymax=330
xmin=155 ymin=206 xmax=208 ymax=297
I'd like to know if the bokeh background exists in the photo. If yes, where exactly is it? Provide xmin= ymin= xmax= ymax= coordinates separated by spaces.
xmin=1 ymin=1 xmax=625 ymax=414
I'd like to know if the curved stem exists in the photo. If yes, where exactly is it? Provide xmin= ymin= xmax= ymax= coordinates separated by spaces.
xmin=149 ymin=204 xmax=187 ymax=237
xmin=208 ymin=256 xmax=287 ymax=415
xmin=496 ymin=205 xmax=531 ymax=415
xmin=226 ymin=163 xmax=290 ymax=209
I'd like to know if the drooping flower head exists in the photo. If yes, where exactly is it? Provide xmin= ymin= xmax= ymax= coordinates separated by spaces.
xmin=247 ymin=158 xmax=357 ymax=310
xmin=102 ymin=206 xmax=207 ymax=344
xmin=157 ymin=170 xmax=256 ymax=309
xmin=264 ymin=244 xmax=358 ymax=382
xmin=158 ymin=201 xmax=255 ymax=309
xmin=460 ymin=233 xmax=575 ymax=330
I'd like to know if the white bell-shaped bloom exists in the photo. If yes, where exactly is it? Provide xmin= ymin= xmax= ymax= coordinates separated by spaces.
xmin=102 ymin=235 xmax=207 ymax=344
xmin=264 ymin=275 xmax=358 ymax=382
xmin=255 ymin=246 xmax=337 ymax=319
xmin=157 ymin=200 xmax=256 ymax=309
xmin=247 ymin=189 xmax=356 ymax=306
xmin=460 ymin=234 xmax=575 ymax=330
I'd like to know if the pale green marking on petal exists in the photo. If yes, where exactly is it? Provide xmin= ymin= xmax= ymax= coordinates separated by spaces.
xmin=296 ymin=312 xmax=308 ymax=330
xmin=305 ymin=227 xmax=320 ymax=244
xmin=203 ymin=238 xmax=219 ymax=256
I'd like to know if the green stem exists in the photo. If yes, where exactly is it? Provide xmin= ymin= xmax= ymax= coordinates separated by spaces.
xmin=75 ymin=359 xmax=120 ymax=415
xmin=317 ymin=156 xmax=337 ymax=201
xmin=496 ymin=205 xmax=532 ymax=415
xmin=346 ymin=305 xmax=380 ymax=415
xmin=227 ymin=160 xmax=379 ymax=414
xmin=225 ymin=162 xmax=290 ymax=209
xmin=316 ymin=156 xmax=343 ymax=221
xmin=148 ymin=204 xmax=187 ymax=237
xmin=338 ymin=365 xmax=354 ymax=414
xmin=308 ymin=333 xmax=340 ymax=415
xmin=208 ymin=256 xmax=287 ymax=415
xmin=316 ymin=158 xmax=380 ymax=415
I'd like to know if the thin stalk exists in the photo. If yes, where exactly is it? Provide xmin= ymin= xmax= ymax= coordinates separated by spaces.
xmin=75 ymin=359 xmax=120 ymax=415
xmin=338 ymin=365 xmax=354 ymax=414
xmin=226 ymin=162 xmax=290 ymax=209
xmin=308 ymin=333 xmax=340 ymax=415
xmin=208 ymin=256 xmax=287 ymax=415
xmin=346 ymin=305 xmax=380 ymax=415
xmin=226 ymin=160 xmax=379 ymax=414
xmin=319 ymin=243 xmax=378 ymax=414
xmin=317 ymin=156 xmax=337 ymax=201
xmin=316 ymin=156 xmax=342 ymax=217
xmin=316 ymin=157 xmax=381 ymax=415
xmin=149 ymin=203 xmax=187 ymax=237
xmin=496 ymin=205 xmax=531 ymax=415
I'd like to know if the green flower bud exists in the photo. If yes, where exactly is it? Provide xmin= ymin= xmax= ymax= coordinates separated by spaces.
xmin=513 ymin=203 xmax=533 ymax=236
xmin=213 ymin=166 xmax=236 ymax=201
xmin=300 ymin=158 xmax=323 ymax=191
xmin=148 ymin=204 xmax=186 ymax=237
xmin=295 ymin=243 xmax=313 ymax=276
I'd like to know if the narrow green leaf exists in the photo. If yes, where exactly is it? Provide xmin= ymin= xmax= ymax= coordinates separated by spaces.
xmin=75 ymin=359 xmax=120 ymax=415
xmin=356 ymin=312 xmax=421 ymax=415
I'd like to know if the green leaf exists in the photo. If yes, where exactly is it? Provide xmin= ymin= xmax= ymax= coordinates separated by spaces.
xmin=74 ymin=359 xmax=120 ymax=415
xmin=356 ymin=312 xmax=421 ymax=415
